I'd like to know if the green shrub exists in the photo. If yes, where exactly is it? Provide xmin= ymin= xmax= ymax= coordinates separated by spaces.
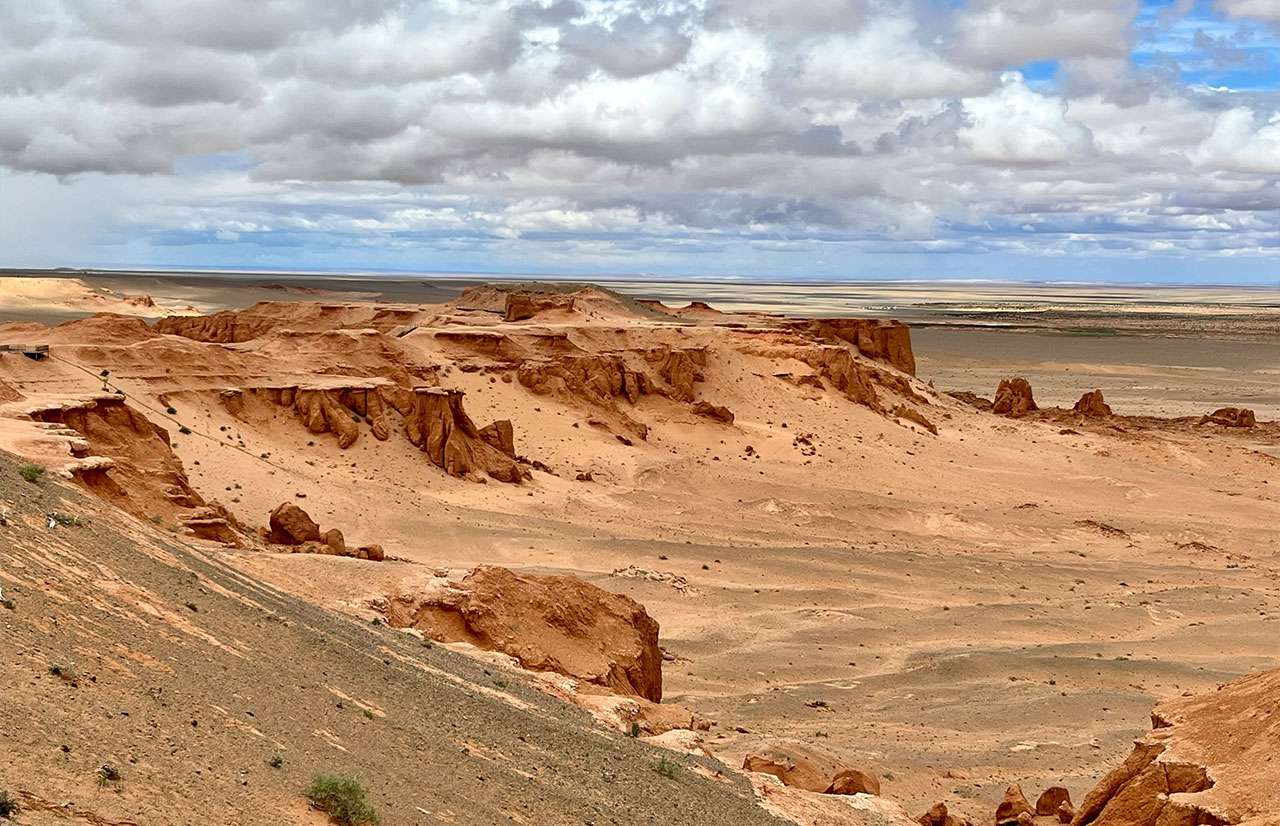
xmin=652 ymin=756 xmax=681 ymax=779
xmin=0 ymin=789 xmax=20 ymax=817
xmin=49 ymin=663 xmax=78 ymax=683
xmin=96 ymin=764 xmax=121 ymax=786
xmin=19 ymin=463 xmax=45 ymax=483
xmin=305 ymin=774 xmax=379 ymax=825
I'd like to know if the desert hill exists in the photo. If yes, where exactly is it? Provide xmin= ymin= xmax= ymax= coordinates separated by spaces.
xmin=0 ymin=448 xmax=782 ymax=826
xmin=1 ymin=283 xmax=1278 ymax=824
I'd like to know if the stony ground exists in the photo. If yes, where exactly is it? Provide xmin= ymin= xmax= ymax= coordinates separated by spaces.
xmin=0 ymin=450 xmax=783 ymax=826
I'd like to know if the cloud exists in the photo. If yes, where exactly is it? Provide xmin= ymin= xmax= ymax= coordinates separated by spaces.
xmin=1217 ymin=0 xmax=1280 ymax=22
xmin=0 ymin=0 xmax=1277 ymax=275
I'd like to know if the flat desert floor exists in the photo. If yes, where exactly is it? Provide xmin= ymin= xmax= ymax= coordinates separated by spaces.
xmin=1 ymin=271 xmax=1277 ymax=822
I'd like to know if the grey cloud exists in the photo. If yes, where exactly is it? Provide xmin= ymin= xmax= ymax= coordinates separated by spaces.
xmin=559 ymin=13 xmax=693 ymax=78
xmin=0 ymin=0 xmax=1277 ymax=263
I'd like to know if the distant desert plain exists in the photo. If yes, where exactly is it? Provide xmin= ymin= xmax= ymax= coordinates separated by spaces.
xmin=1 ymin=270 xmax=1277 ymax=826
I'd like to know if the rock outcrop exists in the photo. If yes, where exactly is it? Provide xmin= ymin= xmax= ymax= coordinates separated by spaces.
xmin=1073 ymin=390 xmax=1112 ymax=418
xmin=517 ymin=348 xmax=707 ymax=438
xmin=380 ymin=565 xmax=663 ymax=701
xmin=916 ymin=801 xmax=972 ymax=826
xmin=643 ymin=347 xmax=707 ymax=402
xmin=404 ymin=388 xmax=528 ymax=483
xmin=894 ymin=404 xmax=938 ymax=435
xmin=1071 ymin=667 xmax=1280 ymax=826
xmin=1198 ymin=407 xmax=1256 ymax=428
xmin=268 ymin=502 xmax=321 ymax=544
xmin=24 ymin=396 xmax=222 ymax=529
xmin=995 ymin=785 xmax=1034 ymax=824
xmin=264 ymin=502 xmax=382 ymax=561
xmin=505 ymin=291 xmax=575 ymax=321
xmin=1036 ymin=787 xmax=1073 ymax=818
xmin=993 ymin=378 xmax=1037 ymax=418
xmin=156 ymin=309 xmax=279 ymax=343
xmin=691 ymin=401 xmax=735 ymax=424
xmin=742 ymin=741 xmax=880 ymax=796
xmin=801 ymin=318 xmax=917 ymax=376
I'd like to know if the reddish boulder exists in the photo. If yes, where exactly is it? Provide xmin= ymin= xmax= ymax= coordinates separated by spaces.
xmin=1073 ymin=390 xmax=1112 ymax=418
xmin=356 ymin=544 xmax=385 ymax=562
xmin=322 ymin=528 xmax=346 ymax=554
xmin=993 ymin=378 xmax=1037 ymax=418
xmin=995 ymin=784 xmax=1033 ymax=824
xmin=268 ymin=503 xmax=322 ymax=545
xmin=742 ymin=741 xmax=880 ymax=796
xmin=478 ymin=419 xmax=516 ymax=457
xmin=1199 ymin=407 xmax=1256 ymax=428
xmin=1034 ymin=787 xmax=1071 ymax=817
xmin=382 ymin=565 xmax=662 ymax=701
xmin=917 ymin=802 xmax=971 ymax=826
xmin=691 ymin=401 xmax=735 ymax=424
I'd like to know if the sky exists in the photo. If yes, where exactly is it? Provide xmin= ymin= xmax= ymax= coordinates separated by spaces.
xmin=1 ymin=0 xmax=1279 ymax=283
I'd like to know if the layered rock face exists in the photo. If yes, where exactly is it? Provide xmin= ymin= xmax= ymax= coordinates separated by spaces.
xmin=156 ymin=310 xmax=277 ymax=343
xmin=1072 ymin=667 xmax=1280 ymax=826
xmin=381 ymin=565 xmax=663 ymax=701
xmin=28 ymin=397 xmax=212 ymax=520
xmin=404 ymin=388 xmax=528 ymax=483
xmin=800 ymin=318 xmax=917 ymax=376
xmin=994 ymin=378 xmax=1038 ymax=417
xmin=742 ymin=741 xmax=881 ymax=796
xmin=516 ymin=347 xmax=708 ymax=438
xmin=1074 ymin=390 xmax=1113 ymax=418
xmin=505 ymin=291 xmax=575 ymax=321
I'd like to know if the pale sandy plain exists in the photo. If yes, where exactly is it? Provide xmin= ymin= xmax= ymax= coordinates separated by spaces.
xmin=1 ymin=272 xmax=1277 ymax=822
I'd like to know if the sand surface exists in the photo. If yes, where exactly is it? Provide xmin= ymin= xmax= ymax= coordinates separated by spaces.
xmin=1 ymin=274 xmax=1277 ymax=822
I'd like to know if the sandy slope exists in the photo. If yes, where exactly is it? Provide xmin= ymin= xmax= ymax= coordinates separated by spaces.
xmin=1 ymin=284 xmax=1277 ymax=823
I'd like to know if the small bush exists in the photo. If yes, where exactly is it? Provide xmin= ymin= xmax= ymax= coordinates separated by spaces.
xmin=96 ymin=764 xmax=121 ymax=786
xmin=49 ymin=663 xmax=78 ymax=683
xmin=269 ymin=755 xmax=284 ymax=769
xmin=48 ymin=512 xmax=84 ymax=528
xmin=0 ymin=789 xmax=20 ymax=818
xmin=166 ymin=407 xmax=177 ymax=415
xmin=178 ymin=426 xmax=192 ymax=435
xmin=19 ymin=464 xmax=45 ymax=483
xmin=653 ymin=756 xmax=681 ymax=779
xmin=305 ymin=775 xmax=379 ymax=825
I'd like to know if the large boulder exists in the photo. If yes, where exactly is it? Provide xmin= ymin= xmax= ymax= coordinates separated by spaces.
xmin=993 ymin=378 xmax=1037 ymax=418
xmin=382 ymin=565 xmax=663 ymax=701
xmin=1072 ymin=390 xmax=1112 ymax=418
xmin=995 ymin=785 xmax=1033 ymax=824
xmin=267 ymin=502 xmax=322 ymax=545
xmin=1071 ymin=667 xmax=1280 ymax=826
xmin=1198 ymin=407 xmax=1256 ymax=428
xmin=742 ymin=741 xmax=880 ymax=796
